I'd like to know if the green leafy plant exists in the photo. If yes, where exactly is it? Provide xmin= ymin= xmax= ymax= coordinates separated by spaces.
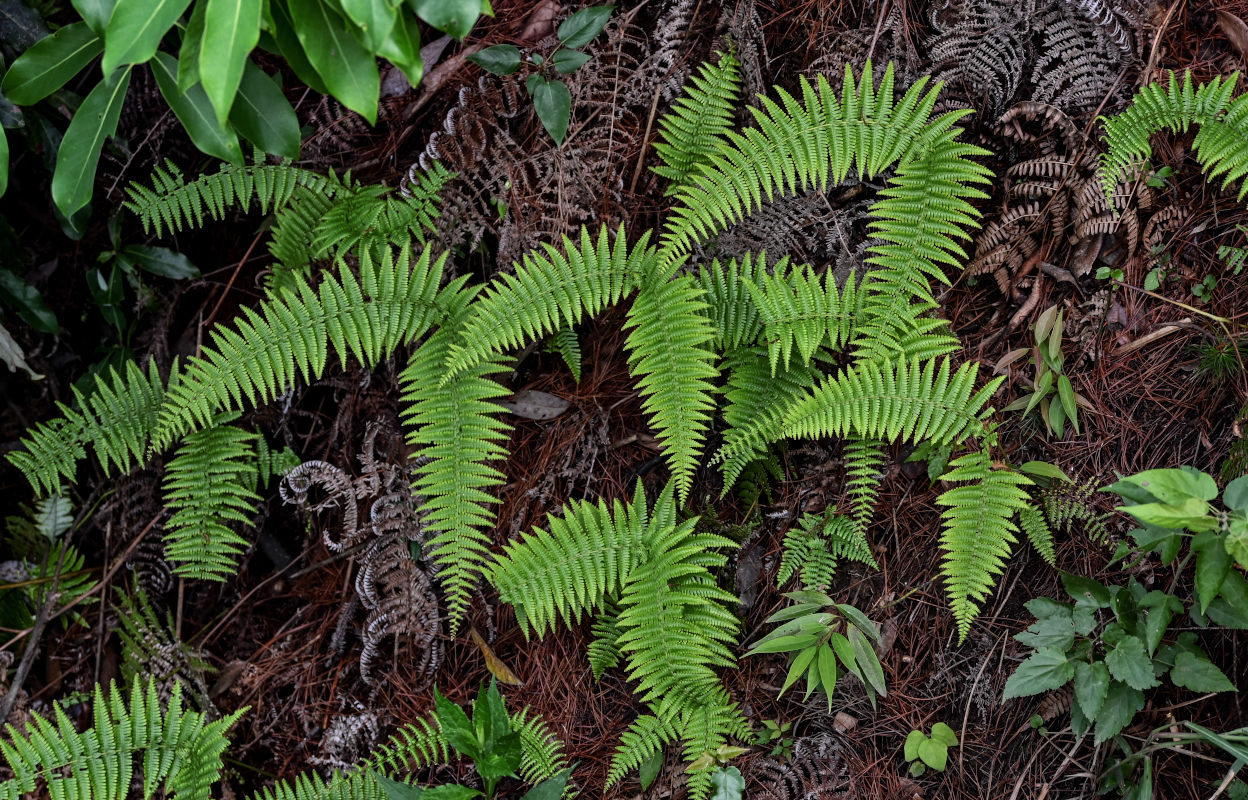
xmin=998 ymin=304 xmax=1089 ymax=438
xmin=0 ymin=0 xmax=475 ymax=217
xmin=903 ymin=722 xmax=958 ymax=776
xmin=754 ymin=719 xmax=793 ymax=761
xmin=1003 ymin=572 xmax=1236 ymax=744
xmin=1217 ymin=224 xmax=1248 ymax=275
xmin=745 ymin=590 xmax=887 ymax=710
xmin=1099 ymin=721 xmax=1248 ymax=800
xmin=1192 ymin=273 xmax=1217 ymax=303
xmin=467 ymin=6 xmax=613 ymax=144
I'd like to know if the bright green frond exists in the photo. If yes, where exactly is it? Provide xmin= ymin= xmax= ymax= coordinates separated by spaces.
xmin=652 ymin=51 xmax=741 ymax=193
xmin=936 ymin=450 xmax=1033 ymax=642
xmin=161 ymin=422 xmax=261 ymax=581
xmin=697 ymin=254 xmax=767 ymax=351
xmin=679 ymin=691 xmax=750 ymax=800
xmin=777 ymin=508 xmax=875 ymax=590
xmin=781 ymin=358 xmax=999 ymax=445
xmin=625 ymin=274 xmax=719 ymax=501
xmin=1018 ymin=500 xmax=1056 ymax=566
xmin=747 ymin=262 xmax=862 ymax=374
xmin=512 ymin=708 xmax=570 ymax=786
xmin=587 ymin=600 xmax=624 ymax=680
xmin=607 ymin=709 xmax=681 ymax=790
xmin=852 ymin=301 xmax=961 ymax=365
xmin=445 ymin=226 xmax=644 ymax=381
xmin=548 ymin=326 xmax=583 ymax=382
xmin=157 ymin=246 xmax=446 ymax=448
xmin=843 ymin=436 xmax=885 ymax=537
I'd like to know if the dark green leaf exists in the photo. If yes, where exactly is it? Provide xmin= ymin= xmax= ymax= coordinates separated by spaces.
xmin=0 ymin=128 xmax=6 ymax=197
xmin=778 ymin=645 xmax=816 ymax=695
xmin=475 ymin=680 xmax=512 ymax=752
xmin=86 ymin=263 xmax=125 ymax=329
xmin=177 ymin=0 xmax=207 ymax=92
xmin=1170 ymin=651 xmax=1237 ymax=693
xmin=848 ymin=626 xmax=886 ymax=697
xmin=1104 ymin=636 xmax=1158 ymax=691
xmin=1015 ymin=613 xmax=1075 ymax=651
xmin=71 ymin=0 xmax=117 ymax=35
xmin=815 ymin=642 xmax=838 ymax=708
xmin=265 ymin=0 xmax=330 ymax=94
xmin=531 ymin=77 xmax=570 ymax=144
xmin=1194 ymin=533 xmax=1232 ymax=614
xmin=1073 ymin=661 xmax=1109 ymax=720
xmin=377 ymin=10 xmax=422 ymax=86
xmin=374 ymin=773 xmax=423 ymax=800
xmin=555 ymin=5 xmax=612 ymax=48
xmin=468 ymin=44 xmax=521 ymax=75
xmin=51 ymin=66 xmax=131 ymax=218
xmin=420 ymin=786 xmax=482 ymax=800
xmin=229 ymin=59 xmax=300 ymax=158
xmin=1002 ymin=648 xmax=1074 ymax=700
xmin=1061 ymin=573 xmax=1111 ymax=607
xmin=287 ymin=0 xmax=379 ymax=123
xmin=408 ymin=0 xmax=480 ymax=40
xmin=639 ymin=750 xmax=662 ymax=790
xmin=1018 ymin=461 xmax=1071 ymax=482
xmin=102 ymin=0 xmax=193 ymax=73
xmin=340 ymin=0 xmax=398 ymax=51
xmin=200 ymin=0 xmax=262 ymax=124
xmin=1093 ymin=681 xmax=1144 ymax=744
xmin=837 ymin=604 xmax=880 ymax=641
xmin=550 ymin=48 xmax=590 ymax=73
xmin=745 ymin=633 xmax=819 ymax=655
xmin=1225 ymin=475 xmax=1248 ymax=512
xmin=2 ymin=23 xmax=103 ymax=105
xmin=150 ymin=51 xmax=243 ymax=163
xmin=120 ymin=244 xmax=200 ymax=279
xmin=520 ymin=767 xmax=574 ymax=800
xmin=709 ymin=766 xmax=744 ymax=800
xmin=1208 ymin=570 xmax=1248 ymax=629
xmin=1057 ymin=374 xmax=1078 ymax=433
xmin=476 ymin=731 xmax=521 ymax=783
xmin=1025 ymin=597 xmax=1073 ymax=620
xmin=433 ymin=689 xmax=479 ymax=761
xmin=1227 ymin=518 xmax=1248 ymax=570
xmin=0 ymin=268 xmax=57 ymax=333
xmin=829 ymin=632 xmax=856 ymax=677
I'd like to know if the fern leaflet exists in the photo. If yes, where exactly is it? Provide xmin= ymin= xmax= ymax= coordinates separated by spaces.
xmin=652 ymin=51 xmax=741 ymax=193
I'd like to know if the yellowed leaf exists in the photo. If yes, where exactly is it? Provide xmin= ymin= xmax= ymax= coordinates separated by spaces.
xmin=469 ymin=626 xmax=524 ymax=686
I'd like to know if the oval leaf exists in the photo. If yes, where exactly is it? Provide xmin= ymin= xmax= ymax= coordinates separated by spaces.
xmin=340 ymin=0 xmax=397 ymax=51
xmin=556 ymin=5 xmax=612 ymax=48
xmin=1170 ymin=651 xmax=1236 ymax=693
xmin=52 ymin=66 xmax=132 ymax=218
xmin=287 ymin=0 xmax=379 ymax=123
xmin=150 ymin=51 xmax=243 ymax=163
xmin=408 ymin=0 xmax=481 ymax=40
xmin=550 ymin=48 xmax=590 ymax=74
xmin=467 ymin=43 xmax=520 ymax=75
xmin=2 ymin=23 xmax=103 ymax=106
xmin=531 ymin=77 xmax=570 ymax=144
xmin=200 ymin=0 xmax=263 ymax=124
xmin=102 ymin=0 xmax=194 ymax=74
xmin=229 ymin=59 xmax=301 ymax=159
xmin=120 ymin=244 xmax=200 ymax=279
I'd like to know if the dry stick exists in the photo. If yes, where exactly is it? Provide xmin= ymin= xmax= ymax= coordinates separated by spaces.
xmin=202 ymin=228 xmax=266 ymax=330
xmin=0 ymin=543 xmax=68 ymax=724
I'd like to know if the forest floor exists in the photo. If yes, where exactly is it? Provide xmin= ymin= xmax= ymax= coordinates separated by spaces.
xmin=3 ymin=0 xmax=1248 ymax=798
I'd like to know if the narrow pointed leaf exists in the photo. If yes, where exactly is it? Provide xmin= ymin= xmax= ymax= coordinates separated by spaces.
xmin=287 ymin=0 xmax=379 ymax=123
xmin=229 ymin=59 xmax=300 ymax=158
xmin=200 ymin=0 xmax=262 ymax=124
xmin=52 ymin=66 xmax=132 ymax=217
xmin=102 ymin=0 xmax=193 ymax=74
xmin=177 ymin=0 xmax=207 ymax=92
xmin=150 ymin=51 xmax=242 ymax=163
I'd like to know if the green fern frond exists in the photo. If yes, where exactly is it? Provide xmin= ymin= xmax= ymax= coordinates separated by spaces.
xmin=606 ymin=709 xmax=681 ymax=789
xmin=489 ymin=484 xmax=652 ymax=638
xmin=400 ymin=284 xmax=512 ymax=631
xmin=777 ymin=508 xmax=874 ymax=590
xmin=254 ymin=436 xmax=300 ymax=490
xmin=117 ymin=589 xmax=211 ymax=707
xmin=1018 ymin=500 xmax=1056 ymax=565
xmin=851 ymin=303 xmax=961 ymax=364
xmin=1099 ymin=72 xmax=1248 ymax=201
xmin=8 ymin=358 xmax=173 ymax=497
xmin=162 ymin=422 xmax=261 ymax=581
xmin=0 ymin=678 xmax=243 ymax=800
xmin=124 ymin=158 xmax=337 ymax=237
xmin=843 ymin=436 xmax=885 ymax=536
xmin=266 ymin=185 xmax=335 ymax=279
xmin=781 ymin=358 xmax=999 ymax=445
xmin=157 ymin=246 xmax=446 ymax=448
xmin=697 ymin=254 xmax=767 ymax=351
xmin=679 ymin=691 xmax=750 ymax=800
xmin=652 ymin=51 xmax=741 ymax=193
xmin=936 ymin=450 xmax=1033 ymax=641
xmin=310 ymin=165 xmax=450 ymax=260
xmin=547 ymin=326 xmax=583 ymax=382
xmin=444 ymin=226 xmax=644 ymax=381
xmin=625 ymin=273 xmax=719 ymax=501
xmin=587 ymin=600 xmax=624 ymax=680
xmin=747 ymin=263 xmax=862 ymax=374
xmin=512 ymin=708 xmax=570 ymax=786
xmin=717 ymin=346 xmax=820 ymax=491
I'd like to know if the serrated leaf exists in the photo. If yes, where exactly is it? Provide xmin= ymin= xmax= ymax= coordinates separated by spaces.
xmin=150 ymin=51 xmax=243 ymax=163
xmin=52 ymin=66 xmax=131 ymax=218
xmin=1093 ymin=681 xmax=1144 ymax=744
xmin=531 ymin=77 xmax=570 ymax=144
xmin=1104 ymin=636 xmax=1158 ymax=690
xmin=288 ymin=0 xmax=379 ymax=123
xmin=229 ymin=59 xmax=300 ymax=158
xmin=2 ymin=22 xmax=102 ymax=105
xmin=1061 ymin=573 xmax=1111 ymax=607
xmin=434 ymin=688 xmax=479 ymax=761
xmin=555 ymin=5 xmax=612 ymax=48
xmin=1002 ymin=648 xmax=1074 ymax=700
xmin=1225 ymin=475 xmax=1248 ymax=512
xmin=468 ymin=44 xmax=521 ymax=75
xmin=200 ymin=0 xmax=262 ymax=124
xmin=1170 ymin=651 xmax=1237 ymax=693
xmin=102 ymin=0 xmax=193 ymax=74
xmin=1073 ymin=661 xmax=1109 ymax=720
xmin=1194 ymin=533 xmax=1232 ymax=614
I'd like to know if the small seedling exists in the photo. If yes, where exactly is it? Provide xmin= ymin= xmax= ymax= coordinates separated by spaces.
xmin=755 ymin=719 xmax=794 ymax=761
xmin=903 ymin=722 xmax=958 ymax=776
xmin=1192 ymin=274 xmax=1217 ymax=303
xmin=997 ymin=304 xmax=1090 ymax=438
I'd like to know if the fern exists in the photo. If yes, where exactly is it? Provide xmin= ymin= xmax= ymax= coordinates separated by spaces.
xmin=697 ymin=254 xmax=767 ymax=351
xmin=587 ymin=599 xmax=624 ymax=679
xmin=843 ymin=436 xmax=885 ymax=537
xmin=512 ymin=708 xmax=570 ymax=786
xmin=777 ymin=508 xmax=875 ymax=590
xmin=1018 ymin=501 xmax=1057 ymax=565
xmin=677 ymin=691 xmax=751 ymax=800
xmin=0 ymin=677 xmax=242 ymax=800
xmin=651 ymin=51 xmax=741 ymax=193
xmin=936 ymin=450 xmax=1033 ymax=641
xmin=606 ymin=710 xmax=680 ymax=789
xmin=547 ymin=326 xmax=583 ymax=383
xmin=116 ymin=589 xmax=211 ymax=707
xmin=1099 ymin=72 xmax=1248 ymax=202
xmin=161 ymin=422 xmax=261 ymax=581
xmin=747 ymin=262 xmax=862 ymax=374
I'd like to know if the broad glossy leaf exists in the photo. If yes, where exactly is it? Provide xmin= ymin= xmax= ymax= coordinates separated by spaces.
xmin=1061 ymin=573 xmax=1111 ymax=607
xmin=288 ymin=0 xmax=379 ymax=123
xmin=1170 ymin=651 xmax=1236 ymax=693
xmin=1093 ymin=681 xmax=1144 ymax=744
xmin=177 ymin=0 xmax=207 ymax=92
xmin=1122 ymin=498 xmax=1216 ymax=531
xmin=52 ymin=66 xmax=131 ymax=217
xmin=550 ymin=48 xmax=590 ymax=74
xmin=468 ymin=44 xmax=520 ymax=75
xmin=229 ymin=59 xmax=300 ymax=158
xmin=474 ymin=680 xmax=512 ymax=752
xmin=531 ymin=77 xmax=570 ymax=144
xmin=120 ymin=244 xmax=200 ymax=279
xmin=408 ymin=0 xmax=480 ymax=40
xmin=0 ymin=268 xmax=57 ymax=332
xmin=520 ymin=767 xmax=574 ymax=800
xmin=150 ymin=51 xmax=242 ymax=162
xmin=72 ymin=0 xmax=117 ymax=35
xmin=200 ymin=0 xmax=262 ymax=124
xmin=1073 ymin=661 xmax=1109 ymax=720
xmin=1104 ymin=635 xmax=1158 ymax=691
xmin=2 ymin=23 xmax=103 ymax=105
xmin=87 ymin=263 xmax=125 ymax=329
xmin=266 ymin=0 xmax=330 ymax=94
xmin=1002 ymin=647 xmax=1074 ymax=700
xmin=555 ymin=5 xmax=612 ymax=48
xmin=377 ymin=10 xmax=422 ymax=85
xmin=102 ymin=0 xmax=194 ymax=74
xmin=340 ymin=0 xmax=397 ymax=51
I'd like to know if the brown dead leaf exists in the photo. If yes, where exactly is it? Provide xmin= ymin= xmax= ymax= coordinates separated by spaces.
xmin=1218 ymin=11 xmax=1248 ymax=59
xmin=469 ymin=626 xmax=523 ymax=686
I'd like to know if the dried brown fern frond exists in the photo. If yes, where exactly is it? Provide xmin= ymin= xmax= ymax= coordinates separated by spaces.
xmin=747 ymin=735 xmax=854 ymax=800
xmin=927 ymin=0 xmax=1035 ymax=119
xmin=1032 ymin=2 xmax=1137 ymax=114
